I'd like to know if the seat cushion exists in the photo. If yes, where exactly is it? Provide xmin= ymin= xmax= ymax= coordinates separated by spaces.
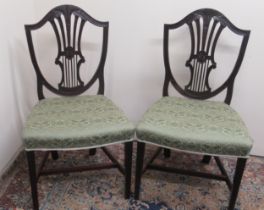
xmin=136 ymin=96 xmax=253 ymax=157
xmin=23 ymin=95 xmax=134 ymax=150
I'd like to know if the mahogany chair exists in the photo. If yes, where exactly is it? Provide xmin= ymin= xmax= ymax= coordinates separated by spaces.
xmin=134 ymin=8 xmax=252 ymax=210
xmin=24 ymin=5 xmax=134 ymax=210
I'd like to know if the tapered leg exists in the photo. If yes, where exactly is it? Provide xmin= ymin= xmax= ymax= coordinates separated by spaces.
xmin=228 ymin=158 xmax=247 ymax=210
xmin=164 ymin=148 xmax=171 ymax=158
xmin=201 ymin=155 xmax=212 ymax=164
xmin=124 ymin=141 xmax=133 ymax=199
xmin=134 ymin=142 xmax=145 ymax=200
xmin=26 ymin=151 xmax=39 ymax=210
xmin=51 ymin=151 xmax=59 ymax=160
xmin=89 ymin=148 xmax=97 ymax=156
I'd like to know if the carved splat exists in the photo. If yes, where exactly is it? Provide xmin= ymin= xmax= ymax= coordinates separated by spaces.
xmin=163 ymin=8 xmax=250 ymax=103
xmin=50 ymin=11 xmax=86 ymax=91
xmin=25 ymin=5 xmax=109 ymax=99
xmin=185 ymin=16 xmax=225 ymax=94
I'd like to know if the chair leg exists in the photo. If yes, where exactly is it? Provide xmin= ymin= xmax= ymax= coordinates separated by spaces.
xmin=163 ymin=148 xmax=171 ymax=158
xmin=89 ymin=148 xmax=97 ymax=156
xmin=134 ymin=142 xmax=145 ymax=200
xmin=26 ymin=151 xmax=39 ymax=210
xmin=228 ymin=158 xmax=247 ymax=210
xmin=124 ymin=141 xmax=133 ymax=199
xmin=51 ymin=151 xmax=59 ymax=160
xmin=201 ymin=155 xmax=212 ymax=164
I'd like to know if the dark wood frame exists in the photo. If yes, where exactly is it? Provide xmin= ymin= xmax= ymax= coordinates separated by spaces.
xmin=135 ymin=144 xmax=247 ymax=210
xmin=25 ymin=5 xmax=132 ymax=210
xmin=135 ymin=8 xmax=250 ymax=210
xmin=162 ymin=8 xmax=250 ymax=102
xmin=25 ymin=5 xmax=108 ymax=98
xmin=27 ymin=144 xmax=132 ymax=210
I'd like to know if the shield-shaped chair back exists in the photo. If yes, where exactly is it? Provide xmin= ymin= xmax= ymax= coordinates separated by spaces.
xmin=25 ymin=5 xmax=109 ymax=99
xmin=163 ymin=8 xmax=250 ymax=104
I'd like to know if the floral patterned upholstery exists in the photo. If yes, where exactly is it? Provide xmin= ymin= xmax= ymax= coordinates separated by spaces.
xmin=23 ymin=95 xmax=134 ymax=150
xmin=136 ymin=96 xmax=252 ymax=157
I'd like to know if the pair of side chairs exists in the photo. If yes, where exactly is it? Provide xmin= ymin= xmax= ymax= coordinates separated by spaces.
xmin=23 ymin=5 xmax=252 ymax=210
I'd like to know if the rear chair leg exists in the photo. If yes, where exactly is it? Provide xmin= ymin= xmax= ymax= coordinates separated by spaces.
xmin=89 ymin=148 xmax=97 ymax=156
xmin=228 ymin=158 xmax=247 ymax=210
xmin=201 ymin=155 xmax=212 ymax=164
xmin=26 ymin=151 xmax=39 ymax=210
xmin=124 ymin=142 xmax=133 ymax=199
xmin=51 ymin=151 xmax=59 ymax=160
xmin=134 ymin=142 xmax=145 ymax=200
xmin=163 ymin=148 xmax=171 ymax=158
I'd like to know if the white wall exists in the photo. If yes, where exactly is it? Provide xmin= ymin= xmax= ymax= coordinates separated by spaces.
xmin=1 ymin=0 xmax=264 ymax=175
xmin=0 ymin=1 xmax=36 ymax=175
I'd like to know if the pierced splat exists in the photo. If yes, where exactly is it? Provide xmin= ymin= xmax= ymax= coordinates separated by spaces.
xmin=25 ymin=5 xmax=109 ymax=99
xmin=163 ymin=8 xmax=250 ymax=102
xmin=49 ymin=10 xmax=86 ymax=91
xmin=185 ymin=16 xmax=225 ymax=94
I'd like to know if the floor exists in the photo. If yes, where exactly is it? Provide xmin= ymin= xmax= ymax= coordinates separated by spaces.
xmin=0 ymin=144 xmax=263 ymax=210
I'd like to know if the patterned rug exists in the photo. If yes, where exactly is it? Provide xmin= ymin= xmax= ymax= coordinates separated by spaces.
xmin=0 ymin=144 xmax=263 ymax=210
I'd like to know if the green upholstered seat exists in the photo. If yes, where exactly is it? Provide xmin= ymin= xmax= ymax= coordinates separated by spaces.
xmin=23 ymin=95 xmax=134 ymax=150
xmin=136 ymin=96 xmax=252 ymax=157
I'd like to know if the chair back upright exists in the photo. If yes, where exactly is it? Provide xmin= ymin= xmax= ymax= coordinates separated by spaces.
xmin=163 ymin=8 xmax=250 ymax=104
xmin=25 ymin=5 xmax=109 ymax=100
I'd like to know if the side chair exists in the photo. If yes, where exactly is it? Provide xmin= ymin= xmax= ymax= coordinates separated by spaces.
xmin=134 ymin=8 xmax=252 ymax=210
xmin=23 ymin=5 xmax=134 ymax=210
